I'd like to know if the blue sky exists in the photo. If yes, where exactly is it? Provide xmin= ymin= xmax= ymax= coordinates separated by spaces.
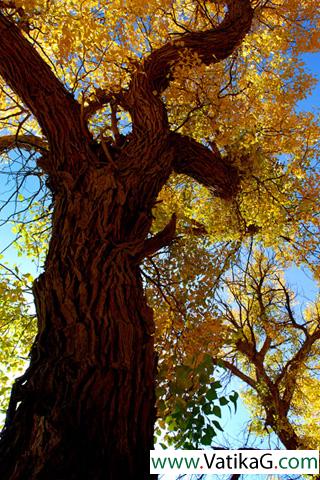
xmin=298 ymin=52 xmax=320 ymax=112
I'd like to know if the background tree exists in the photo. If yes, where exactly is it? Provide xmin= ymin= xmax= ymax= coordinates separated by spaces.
xmin=0 ymin=0 xmax=319 ymax=479
xmin=213 ymin=249 xmax=320 ymax=451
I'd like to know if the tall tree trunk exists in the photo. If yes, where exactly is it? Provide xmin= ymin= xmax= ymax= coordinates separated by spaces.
xmin=0 ymin=151 xmax=169 ymax=479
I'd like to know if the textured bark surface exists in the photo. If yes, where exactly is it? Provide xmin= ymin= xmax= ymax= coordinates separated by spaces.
xmin=0 ymin=2 xmax=254 ymax=479
xmin=0 ymin=139 xmax=175 ymax=480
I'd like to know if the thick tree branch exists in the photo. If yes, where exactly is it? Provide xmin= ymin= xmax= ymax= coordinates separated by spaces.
xmin=0 ymin=14 xmax=91 ymax=168
xmin=143 ymin=0 xmax=254 ymax=94
xmin=0 ymin=134 xmax=48 ymax=153
xmin=258 ymin=335 xmax=272 ymax=361
xmin=85 ymin=1 xmax=254 ymax=126
xmin=121 ymin=0 xmax=253 ymax=134
xmin=171 ymin=132 xmax=239 ymax=199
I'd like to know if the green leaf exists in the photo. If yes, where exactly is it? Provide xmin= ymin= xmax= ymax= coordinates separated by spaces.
xmin=175 ymin=365 xmax=192 ymax=390
xmin=212 ymin=405 xmax=221 ymax=418
xmin=206 ymin=387 xmax=217 ymax=401
xmin=211 ymin=381 xmax=222 ymax=389
xmin=212 ymin=420 xmax=223 ymax=432
xmin=229 ymin=391 xmax=239 ymax=412
xmin=202 ymin=403 xmax=211 ymax=415
xmin=201 ymin=434 xmax=212 ymax=446
xmin=219 ymin=396 xmax=229 ymax=406
xmin=156 ymin=386 xmax=166 ymax=397
xmin=205 ymin=425 xmax=216 ymax=437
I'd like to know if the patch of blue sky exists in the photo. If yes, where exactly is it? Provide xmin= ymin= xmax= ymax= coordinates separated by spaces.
xmin=298 ymin=53 xmax=320 ymax=113
xmin=0 ymin=149 xmax=46 ymax=275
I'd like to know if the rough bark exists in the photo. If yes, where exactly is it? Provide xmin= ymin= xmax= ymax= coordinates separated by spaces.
xmin=0 ymin=13 xmax=91 ymax=173
xmin=0 ymin=154 xmax=168 ymax=480
xmin=171 ymin=133 xmax=239 ymax=199
xmin=0 ymin=2 xmax=254 ymax=479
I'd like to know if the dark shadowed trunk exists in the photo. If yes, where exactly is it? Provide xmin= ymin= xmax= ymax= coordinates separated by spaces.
xmin=0 ymin=141 xmax=174 ymax=479
xmin=0 ymin=2 xmax=254 ymax=478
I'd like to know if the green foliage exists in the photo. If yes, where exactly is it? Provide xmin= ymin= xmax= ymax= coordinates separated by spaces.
xmin=155 ymin=353 xmax=238 ymax=448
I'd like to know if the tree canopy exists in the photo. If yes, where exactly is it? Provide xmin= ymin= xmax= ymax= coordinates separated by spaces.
xmin=0 ymin=0 xmax=320 ymax=478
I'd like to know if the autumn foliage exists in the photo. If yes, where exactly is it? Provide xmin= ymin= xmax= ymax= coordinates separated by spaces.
xmin=0 ymin=0 xmax=319 ymax=478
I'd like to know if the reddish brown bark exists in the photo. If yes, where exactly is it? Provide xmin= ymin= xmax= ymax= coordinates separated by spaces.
xmin=0 ymin=2 xmax=254 ymax=479
xmin=0 ymin=163 xmax=163 ymax=480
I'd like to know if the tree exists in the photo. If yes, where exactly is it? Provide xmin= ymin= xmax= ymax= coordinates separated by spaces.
xmin=0 ymin=0 xmax=319 ymax=479
xmin=213 ymin=248 xmax=320 ymax=450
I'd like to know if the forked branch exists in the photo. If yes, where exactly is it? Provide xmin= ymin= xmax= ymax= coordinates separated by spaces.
xmin=124 ymin=0 xmax=253 ymax=134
